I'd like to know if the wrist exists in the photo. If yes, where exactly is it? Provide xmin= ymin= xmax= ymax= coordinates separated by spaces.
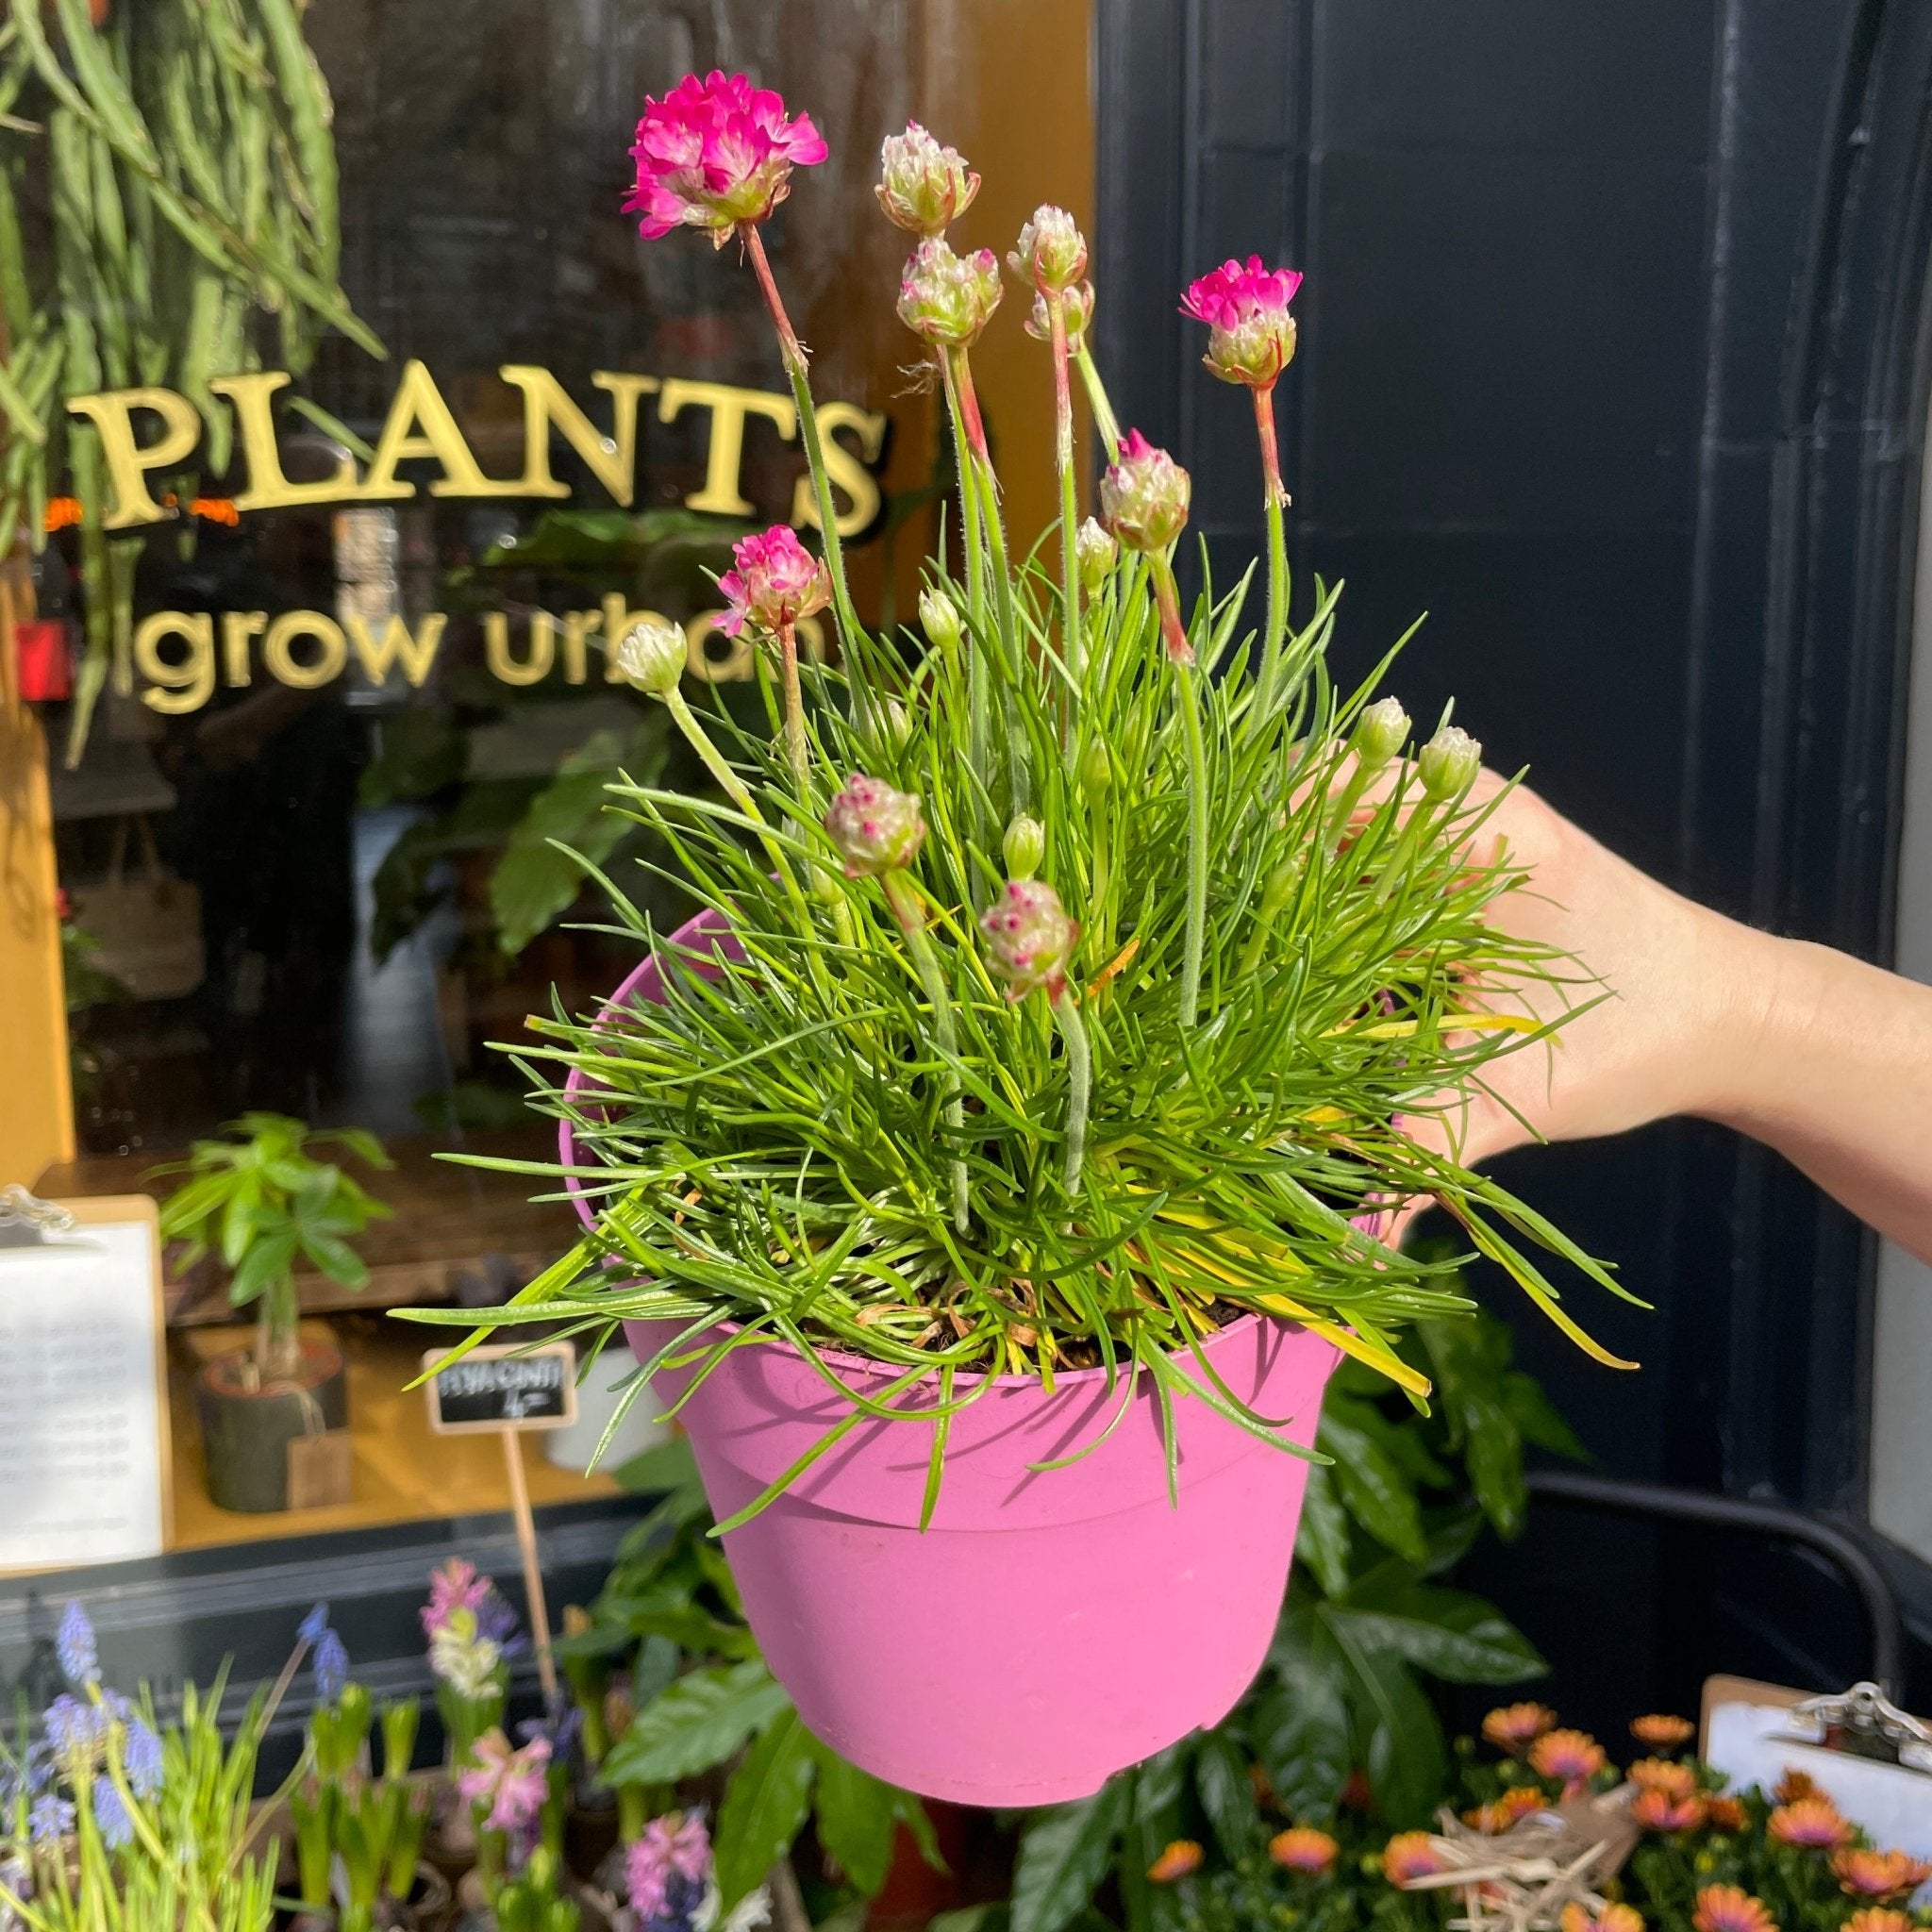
xmin=1687 ymin=914 xmax=1824 ymax=1135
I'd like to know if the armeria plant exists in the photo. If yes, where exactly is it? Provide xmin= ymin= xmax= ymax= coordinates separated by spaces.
xmin=433 ymin=72 xmax=1632 ymax=1517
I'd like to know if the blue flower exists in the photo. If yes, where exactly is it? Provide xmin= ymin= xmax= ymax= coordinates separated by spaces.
xmin=475 ymin=1591 xmax=521 ymax=1647
xmin=42 ymin=1695 xmax=102 ymax=1762
xmin=296 ymin=1603 xmax=331 ymax=1646
xmin=312 ymin=1628 xmax=349 ymax=1707
xmin=55 ymin=1604 xmax=97 ymax=1688
xmin=27 ymin=1793 xmax=73 ymax=1846
xmin=121 ymin=1722 xmax=163 ymax=1800
xmin=91 ymin=1775 xmax=133 ymax=1850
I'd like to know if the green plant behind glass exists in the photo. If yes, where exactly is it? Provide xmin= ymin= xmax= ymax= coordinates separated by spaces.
xmin=563 ymin=1438 xmax=941 ymax=1915
xmin=151 ymin=1112 xmax=391 ymax=1386
xmin=291 ymin=1686 xmax=428 ymax=1932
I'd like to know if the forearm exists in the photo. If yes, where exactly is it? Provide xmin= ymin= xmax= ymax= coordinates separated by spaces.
xmin=1701 ymin=925 xmax=1932 ymax=1263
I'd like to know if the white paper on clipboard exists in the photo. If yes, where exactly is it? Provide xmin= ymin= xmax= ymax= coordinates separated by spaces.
xmin=1704 ymin=1677 xmax=1932 ymax=1882
xmin=0 ymin=1197 xmax=170 ymax=1571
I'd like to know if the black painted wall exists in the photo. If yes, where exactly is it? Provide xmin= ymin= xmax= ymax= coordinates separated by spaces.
xmin=1097 ymin=0 xmax=1932 ymax=1728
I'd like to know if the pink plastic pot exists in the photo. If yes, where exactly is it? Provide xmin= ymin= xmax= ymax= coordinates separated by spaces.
xmin=563 ymin=911 xmax=1341 ymax=1807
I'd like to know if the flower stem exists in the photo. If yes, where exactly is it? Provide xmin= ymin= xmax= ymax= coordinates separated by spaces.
xmin=939 ymin=352 xmax=992 ymax=863
xmin=1052 ymin=988 xmax=1091 ymax=1197
xmin=1152 ymin=552 xmax=1208 ymax=1025
xmin=1253 ymin=384 xmax=1290 ymax=715
xmin=774 ymin=619 xmax=810 ymax=803
xmin=742 ymin=225 xmax=869 ymax=713
xmin=1074 ymin=342 xmax=1122 ymax=462
xmin=1048 ymin=293 xmax=1083 ymax=713
xmin=883 ymin=871 xmax=970 ymax=1233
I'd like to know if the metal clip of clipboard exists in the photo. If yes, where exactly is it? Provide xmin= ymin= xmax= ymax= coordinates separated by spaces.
xmin=1771 ymin=1681 xmax=1932 ymax=1775
xmin=0 ymin=1184 xmax=94 ymax=1255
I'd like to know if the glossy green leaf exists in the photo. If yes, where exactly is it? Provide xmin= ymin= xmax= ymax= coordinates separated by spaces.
xmin=1294 ymin=1462 xmax=1354 ymax=1596
xmin=601 ymin=1660 xmax=791 ymax=1785
xmin=1503 ymin=1370 xmax=1591 ymax=1461
xmin=227 ymin=1228 xmax=297 ymax=1307
xmin=808 ymin=1735 xmax=900 ymax=1896
xmin=714 ymin=1708 xmax=817 ymax=1910
xmin=1317 ymin=1394 xmax=1428 ymax=1563
xmin=1192 ymin=1729 xmax=1258 ymax=1861
xmin=1010 ymin=1777 xmax=1132 ymax=1932
xmin=1256 ymin=1597 xmax=1352 ymax=1820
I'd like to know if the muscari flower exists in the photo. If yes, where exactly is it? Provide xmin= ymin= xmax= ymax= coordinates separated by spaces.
xmin=1147 ymin=1841 xmax=1202 ymax=1884
xmin=1630 ymin=1713 xmax=1695 ymax=1751
xmin=296 ymin=1603 xmax=331 ymax=1646
xmin=1025 ymin=282 xmax=1095 ymax=353
xmin=121 ymin=1721 xmax=162 ymax=1801
xmin=1770 ymin=1795 xmax=1853 ymax=1849
xmin=1381 ymin=1832 xmax=1446 ymax=1887
xmin=1269 ymin=1826 xmax=1336 ymax=1874
xmin=876 ymin=123 xmax=978 ymax=236
xmin=1833 ymin=1850 xmax=1932 ymax=1904
xmin=627 ymin=1809 xmax=713 ymax=1920
xmin=1529 ymin=1727 xmax=1605 ymax=1795
xmin=1632 ymin=1788 xmax=1707 ymax=1834
xmin=42 ymin=1694 xmax=104 ymax=1764
xmin=313 ymin=1627 xmax=349 ymax=1707
xmin=91 ymin=1775 xmax=133 ymax=1851
xmin=1693 ymin=1887 xmax=1776 ymax=1932
xmin=824 ymin=775 xmax=925 ymax=877
xmin=1181 ymin=257 xmax=1303 ymax=389
xmin=1482 ymin=1702 xmax=1557 ymax=1755
xmin=56 ymin=1604 xmax=97 ymax=1689
xmin=27 ymin=1794 xmax=72 ymax=1847
xmin=1098 ymin=429 xmax=1190 ymax=554
xmin=717 ymin=526 xmax=831 ymax=639
xmin=1010 ymin=206 xmax=1088 ymax=292
xmin=897 ymin=238 xmax=1003 ymax=348
xmin=422 ymin=1558 xmax=492 ymax=1638
xmin=1561 ymin=1907 xmax=1645 ymax=1932
xmin=456 ymin=1728 xmax=552 ymax=1834
xmin=980 ymin=880 xmax=1078 ymax=1003
xmin=625 ymin=72 xmax=827 ymax=244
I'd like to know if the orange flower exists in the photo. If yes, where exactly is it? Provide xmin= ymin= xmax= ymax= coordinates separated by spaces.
xmin=1692 ymin=1886 xmax=1777 ymax=1932
xmin=1628 ymin=1759 xmax=1700 ymax=1802
xmin=1530 ymin=1729 xmax=1607 ymax=1793
xmin=1706 ymin=1796 xmax=1747 ymax=1833
xmin=1773 ymin=1768 xmax=1820 ymax=1804
xmin=1632 ymin=1788 xmax=1707 ymax=1834
xmin=1483 ymin=1703 xmax=1557 ymax=1755
xmin=1844 ymin=1912 xmax=1915 ymax=1932
xmin=1630 ymin=1714 xmax=1695 ymax=1751
xmin=1833 ymin=1851 xmax=1932 ymax=1904
xmin=1465 ymin=1787 xmax=1546 ymax=1834
xmin=1147 ymin=1841 xmax=1203 ymax=1885
xmin=1382 ymin=1832 xmax=1446 ymax=1887
xmin=1269 ymin=1826 xmax=1337 ymax=1874
xmin=1561 ymin=1907 xmax=1644 ymax=1932
xmin=1769 ymin=1797 xmax=1853 ymax=1850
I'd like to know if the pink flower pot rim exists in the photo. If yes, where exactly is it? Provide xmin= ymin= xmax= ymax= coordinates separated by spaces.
xmin=559 ymin=916 xmax=1320 ymax=1403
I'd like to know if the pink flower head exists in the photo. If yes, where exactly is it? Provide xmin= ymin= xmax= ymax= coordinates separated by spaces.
xmin=980 ymin=879 xmax=1078 ymax=1003
xmin=1025 ymin=282 xmax=1095 ymax=352
xmin=625 ymin=71 xmax=827 ymax=244
xmin=717 ymin=526 xmax=831 ymax=638
xmin=626 ymin=1810 xmax=713 ymax=1919
xmin=1009 ymin=206 xmax=1088 ymax=293
xmin=1099 ymin=429 xmax=1191 ymax=555
xmin=421 ymin=1557 xmax=491 ymax=1637
xmin=1528 ymin=1727 xmax=1606 ymax=1795
xmin=877 ymin=123 xmax=979 ymax=236
xmin=897 ymin=238 xmax=1004 ymax=348
xmin=1181 ymin=256 xmax=1304 ymax=389
xmin=1381 ymin=1832 xmax=1446 ymax=1888
xmin=455 ymin=1728 xmax=551 ymax=1834
xmin=825 ymin=774 xmax=926 ymax=876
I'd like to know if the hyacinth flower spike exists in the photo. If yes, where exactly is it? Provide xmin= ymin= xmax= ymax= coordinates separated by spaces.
xmin=627 ymin=72 xmax=863 ymax=679
xmin=1183 ymin=257 xmax=1303 ymax=711
xmin=1099 ymin=428 xmax=1208 ymax=1026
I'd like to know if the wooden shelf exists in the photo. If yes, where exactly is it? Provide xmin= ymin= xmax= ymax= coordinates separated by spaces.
xmin=168 ymin=1317 xmax=618 ymax=1552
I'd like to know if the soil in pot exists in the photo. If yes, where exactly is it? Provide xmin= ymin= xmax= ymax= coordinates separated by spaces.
xmin=194 ymin=1336 xmax=349 ymax=1514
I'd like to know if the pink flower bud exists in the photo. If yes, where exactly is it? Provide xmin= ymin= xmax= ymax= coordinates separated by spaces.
xmin=716 ymin=525 xmax=831 ymax=638
xmin=1098 ymin=429 xmax=1191 ymax=553
xmin=979 ymin=879 xmax=1079 ymax=1003
xmin=875 ymin=122 xmax=979 ymax=236
xmin=1180 ymin=257 xmax=1304 ymax=389
xmin=625 ymin=71 xmax=828 ymax=244
xmin=896 ymin=238 xmax=1004 ymax=348
xmin=825 ymin=774 xmax=926 ymax=876
xmin=1024 ymin=280 xmax=1095 ymax=352
xmin=1008 ymin=206 xmax=1089 ymax=292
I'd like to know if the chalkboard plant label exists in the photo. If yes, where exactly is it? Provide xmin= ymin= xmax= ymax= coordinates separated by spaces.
xmin=418 ymin=73 xmax=1624 ymax=1807
xmin=424 ymin=1342 xmax=577 ymax=1435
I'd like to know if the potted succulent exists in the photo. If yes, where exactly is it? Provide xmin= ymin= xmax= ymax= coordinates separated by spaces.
xmin=154 ymin=1113 xmax=391 ymax=1513
xmin=419 ymin=76 xmax=1625 ymax=1805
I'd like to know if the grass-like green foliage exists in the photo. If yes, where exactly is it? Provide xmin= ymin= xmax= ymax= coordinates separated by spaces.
xmin=415 ymin=181 xmax=1632 ymax=1515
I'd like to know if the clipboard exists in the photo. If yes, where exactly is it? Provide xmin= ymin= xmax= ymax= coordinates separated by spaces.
xmin=1703 ymin=1675 xmax=1932 ymax=1864
xmin=0 ymin=1189 xmax=173 ymax=1572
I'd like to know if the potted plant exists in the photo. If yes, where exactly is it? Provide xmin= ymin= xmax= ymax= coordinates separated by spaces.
xmin=416 ymin=78 xmax=1625 ymax=1806
xmin=154 ymin=1112 xmax=391 ymax=1514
